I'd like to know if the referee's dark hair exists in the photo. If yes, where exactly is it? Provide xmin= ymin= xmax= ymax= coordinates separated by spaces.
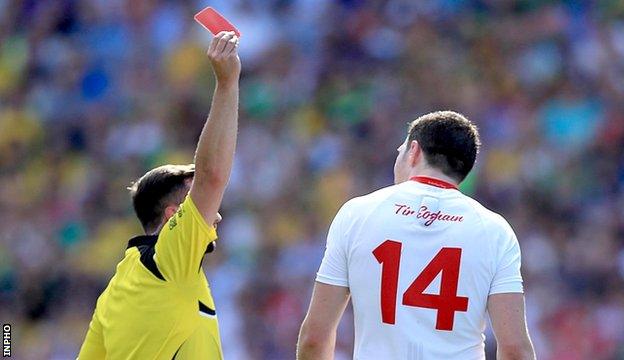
xmin=128 ymin=164 xmax=195 ymax=234
xmin=407 ymin=111 xmax=481 ymax=182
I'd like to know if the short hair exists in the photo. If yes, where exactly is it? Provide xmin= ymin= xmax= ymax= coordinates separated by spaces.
xmin=128 ymin=164 xmax=195 ymax=233
xmin=407 ymin=111 xmax=481 ymax=182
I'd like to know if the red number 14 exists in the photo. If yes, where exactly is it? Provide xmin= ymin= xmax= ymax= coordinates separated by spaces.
xmin=372 ymin=240 xmax=468 ymax=331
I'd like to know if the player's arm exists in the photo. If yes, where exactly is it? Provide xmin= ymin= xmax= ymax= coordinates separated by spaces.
xmin=488 ymin=221 xmax=535 ymax=360
xmin=298 ymin=201 xmax=352 ymax=359
xmin=488 ymin=293 xmax=535 ymax=360
xmin=297 ymin=282 xmax=350 ymax=360
xmin=189 ymin=31 xmax=241 ymax=225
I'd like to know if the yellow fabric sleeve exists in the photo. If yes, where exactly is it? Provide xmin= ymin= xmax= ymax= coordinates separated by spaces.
xmin=77 ymin=314 xmax=106 ymax=359
xmin=154 ymin=195 xmax=218 ymax=283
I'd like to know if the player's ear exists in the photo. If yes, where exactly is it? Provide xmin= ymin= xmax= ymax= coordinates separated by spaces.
xmin=408 ymin=140 xmax=421 ymax=166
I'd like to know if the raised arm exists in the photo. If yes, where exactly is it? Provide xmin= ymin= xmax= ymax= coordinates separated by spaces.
xmin=488 ymin=293 xmax=536 ymax=360
xmin=189 ymin=31 xmax=241 ymax=224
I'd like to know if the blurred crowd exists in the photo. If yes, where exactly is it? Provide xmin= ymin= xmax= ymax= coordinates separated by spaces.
xmin=1 ymin=0 xmax=624 ymax=359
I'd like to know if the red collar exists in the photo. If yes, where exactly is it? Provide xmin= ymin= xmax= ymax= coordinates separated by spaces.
xmin=410 ymin=176 xmax=458 ymax=190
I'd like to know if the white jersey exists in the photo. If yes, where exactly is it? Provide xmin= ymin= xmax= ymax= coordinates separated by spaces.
xmin=316 ymin=177 xmax=523 ymax=360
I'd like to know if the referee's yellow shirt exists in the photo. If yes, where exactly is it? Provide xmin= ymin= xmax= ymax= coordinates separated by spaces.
xmin=78 ymin=195 xmax=223 ymax=359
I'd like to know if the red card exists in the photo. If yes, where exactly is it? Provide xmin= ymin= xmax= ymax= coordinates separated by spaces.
xmin=194 ymin=7 xmax=241 ymax=37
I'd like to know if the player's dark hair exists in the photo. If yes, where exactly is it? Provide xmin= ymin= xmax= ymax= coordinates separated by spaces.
xmin=128 ymin=164 xmax=195 ymax=234
xmin=407 ymin=111 xmax=481 ymax=182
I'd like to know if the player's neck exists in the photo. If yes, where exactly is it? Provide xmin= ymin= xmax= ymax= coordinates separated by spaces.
xmin=408 ymin=168 xmax=458 ymax=187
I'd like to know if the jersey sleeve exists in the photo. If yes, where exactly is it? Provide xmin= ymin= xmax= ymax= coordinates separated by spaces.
xmin=489 ymin=226 xmax=524 ymax=295
xmin=77 ymin=313 xmax=106 ymax=359
xmin=154 ymin=195 xmax=218 ymax=283
xmin=316 ymin=202 xmax=351 ymax=287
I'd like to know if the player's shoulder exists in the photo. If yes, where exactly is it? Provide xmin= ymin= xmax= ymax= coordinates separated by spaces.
xmin=344 ymin=183 xmax=403 ymax=208
xmin=461 ymin=194 xmax=515 ymax=236
xmin=335 ymin=183 xmax=403 ymax=220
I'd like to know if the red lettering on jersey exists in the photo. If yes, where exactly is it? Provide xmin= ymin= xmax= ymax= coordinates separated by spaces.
xmin=394 ymin=204 xmax=463 ymax=226
xmin=394 ymin=204 xmax=416 ymax=216
xmin=417 ymin=206 xmax=463 ymax=226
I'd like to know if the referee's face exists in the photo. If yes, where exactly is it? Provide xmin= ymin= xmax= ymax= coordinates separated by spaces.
xmin=214 ymin=213 xmax=222 ymax=229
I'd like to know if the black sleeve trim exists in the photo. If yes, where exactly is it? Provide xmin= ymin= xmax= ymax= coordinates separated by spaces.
xmin=172 ymin=345 xmax=181 ymax=360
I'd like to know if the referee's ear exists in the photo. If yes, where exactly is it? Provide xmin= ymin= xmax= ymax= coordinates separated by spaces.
xmin=163 ymin=204 xmax=180 ymax=224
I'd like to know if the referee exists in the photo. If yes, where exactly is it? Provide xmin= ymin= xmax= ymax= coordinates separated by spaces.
xmin=78 ymin=31 xmax=240 ymax=359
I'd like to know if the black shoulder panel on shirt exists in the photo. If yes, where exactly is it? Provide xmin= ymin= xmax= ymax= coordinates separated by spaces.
xmin=127 ymin=235 xmax=166 ymax=281
xmin=137 ymin=244 xmax=166 ymax=281
xmin=127 ymin=235 xmax=157 ymax=249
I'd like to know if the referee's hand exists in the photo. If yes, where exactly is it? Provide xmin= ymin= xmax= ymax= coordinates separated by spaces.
xmin=207 ymin=31 xmax=241 ymax=85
